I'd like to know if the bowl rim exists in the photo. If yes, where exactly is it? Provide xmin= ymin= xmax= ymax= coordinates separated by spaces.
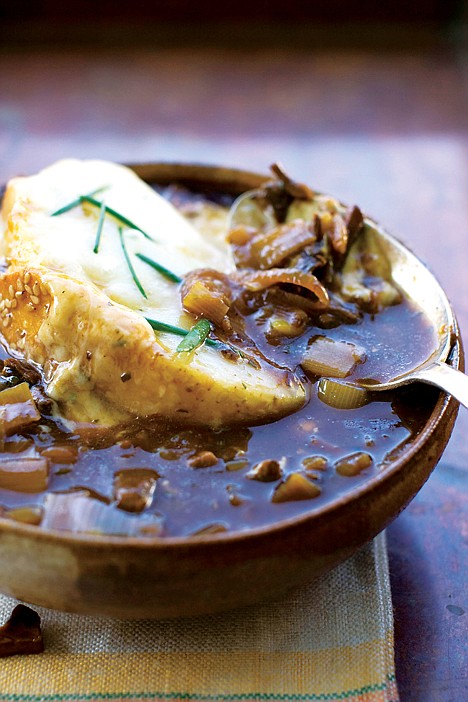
xmin=0 ymin=161 xmax=461 ymax=550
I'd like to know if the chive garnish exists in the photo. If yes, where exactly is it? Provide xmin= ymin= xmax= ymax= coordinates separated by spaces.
xmin=93 ymin=199 xmax=107 ymax=254
xmin=176 ymin=319 xmax=211 ymax=353
xmin=145 ymin=318 xmax=219 ymax=348
xmin=145 ymin=317 xmax=248 ymax=360
xmin=81 ymin=195 xmax=154 ymax=241
xmin=51 ymin=186 xmax=108 ymax=216
xmin=135 ymin=253 xmax=181 ymax=284
xmin=52 ymin=189 xmax=155 ymax=242
xmin=119 ymin=227 xmax=147 ymax=299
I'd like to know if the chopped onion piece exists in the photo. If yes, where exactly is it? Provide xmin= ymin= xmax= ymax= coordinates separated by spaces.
xmin=325 ymin=213 xmax=348 ymax=254
xmin=5 ymin=506 xmax=43 ymax=525
xmin=0 ymin=383 xmax=35 ymax=405
xmin=335 ymin=451 xmax=373 ymax=476
xmin=317 ymin=378 xmax=369 ymax=409
xmin=0 ymin=382 xmax=41 ymax=437
xmin=181 ymin=269 xmax=232 ymax=328
xmin=0 ymin=402 xmax=41 ymax=437
xmin=272 ymin=473 xmax=321 ymax=503
xmin=268 ymin=308 xmax=308 ymax=338
xmin=0 ymin=457 xmax=49 ymax=493
xmin=227 ymin=225 xmax=257 ymax=246
xmin=114 ymin=469 xmax=158 ymax=513
xmin=182 ymin=281 xmax=230 ymax=327
xmin=302 ymin=337 xmax=365 ymax=378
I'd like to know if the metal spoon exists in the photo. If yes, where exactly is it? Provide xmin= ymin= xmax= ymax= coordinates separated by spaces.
xmin=356 ymin=222 xmax=468 ymax=408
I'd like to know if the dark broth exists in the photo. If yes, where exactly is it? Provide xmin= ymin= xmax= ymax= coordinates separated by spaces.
xmin=0 ymin=184 xmax=439 ymax=537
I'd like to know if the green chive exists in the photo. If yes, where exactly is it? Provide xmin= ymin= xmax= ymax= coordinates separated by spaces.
xmin=145 ymin=318 xmax=219 ymax=348
xmin=119 ymin=227 xmax=147 ymax=299
xmin=93 ymin=199 xmax=107 ymax=254
xmin=81 ymin=195 xmax=154 ymax=241
xmin=52 ymin=189 xmax=155 ymax=241
xmin=135 ymin=253 xmax=181 ymax=284
xmin=144 ymin=318 xmax=246 ymax=359
xmin=176 ymin=319 xmax=211 ymax=353
xmin=51 ymin=186 xmax=108 ymax=216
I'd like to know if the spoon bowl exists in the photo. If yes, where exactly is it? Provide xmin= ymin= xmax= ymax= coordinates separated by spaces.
xmin=355 ymin=221 xmax=468 ymax=407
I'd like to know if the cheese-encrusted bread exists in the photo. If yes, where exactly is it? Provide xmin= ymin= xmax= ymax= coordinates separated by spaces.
xmin=0 ymin=160 xmax=305 ymax=426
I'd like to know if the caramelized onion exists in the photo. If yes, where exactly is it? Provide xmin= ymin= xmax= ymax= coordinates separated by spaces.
xmin=236 ymin=268 xmax=329 ymax=306
xmin=181 ymin=269 xmax=233 ymax=328
xmin=326 ymin=213 xmax=349 ymax=254
xmin=263 ymin=289 xmax=332 ymax=315
xmin=232 ymin=219 xmax=318 ymax=270
xmin=267 ymin=308 xmax=309 ymax=338
xmin=227 ymin=225 xmax=257 ymax=246
xmin=0 ymin=457 xmax=49 ymax=493
xmin=0 ymin=402 xmax=41 ymax=438
xmin=114 ymin=468 xmax=158 ymax=513
xmin=269 ymin=163 xmax=315 ymax=200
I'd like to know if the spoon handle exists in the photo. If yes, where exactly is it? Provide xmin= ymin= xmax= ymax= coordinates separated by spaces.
xmin=415 ymin=362 xmax=468 ymax=409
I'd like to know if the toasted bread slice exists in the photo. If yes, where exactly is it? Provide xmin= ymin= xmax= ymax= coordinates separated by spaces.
xmin=0 ymin=160 xmax=305 ymax=426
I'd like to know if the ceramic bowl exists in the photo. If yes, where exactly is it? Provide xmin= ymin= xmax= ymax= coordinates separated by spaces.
xmin=0 ymin=163 xmax=462 ymax=618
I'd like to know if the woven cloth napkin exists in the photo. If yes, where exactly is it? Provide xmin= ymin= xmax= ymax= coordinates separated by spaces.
xmin=0 ymin=533 xmax=398 ymax=702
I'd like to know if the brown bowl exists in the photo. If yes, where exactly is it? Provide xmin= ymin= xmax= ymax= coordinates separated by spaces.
xmin=0 ymin=163 xmax=462 ymax=619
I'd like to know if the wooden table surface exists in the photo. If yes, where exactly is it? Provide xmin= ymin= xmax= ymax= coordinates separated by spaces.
xmin=0 ymin=39 xmax=467 ymax=701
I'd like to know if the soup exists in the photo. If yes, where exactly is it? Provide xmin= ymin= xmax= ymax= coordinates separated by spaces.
xmin=0 ymin=161 xmax=438 ymax=537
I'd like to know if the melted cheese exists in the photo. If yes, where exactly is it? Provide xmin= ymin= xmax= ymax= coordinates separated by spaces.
xmin=4 ymin=159 xmax=234 ymax=322
xmin=0 ymin=159 xmax=305 ymax=426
